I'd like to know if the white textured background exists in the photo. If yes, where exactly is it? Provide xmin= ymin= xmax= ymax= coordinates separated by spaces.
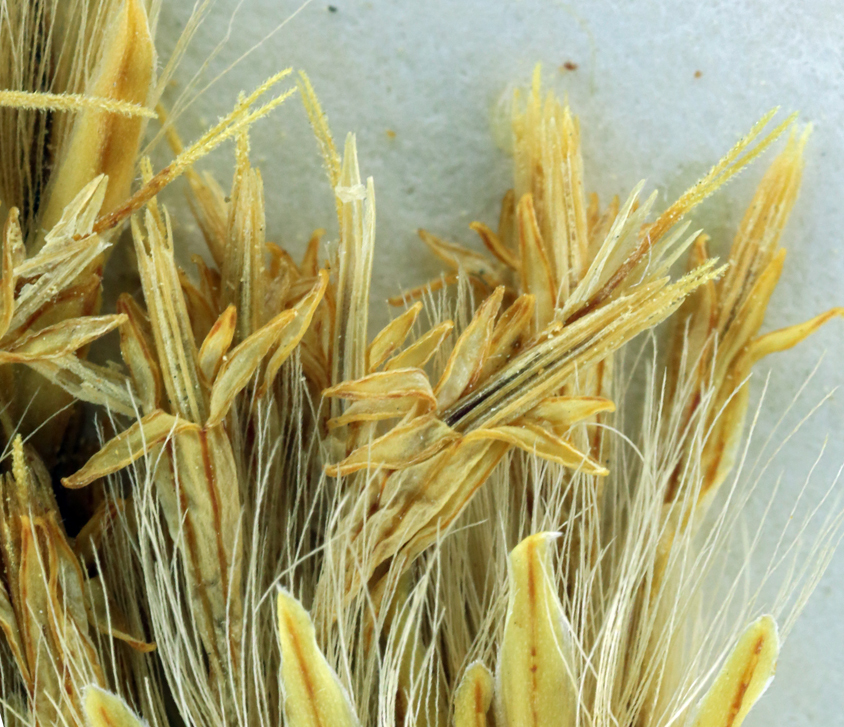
xmin=156 ymin=1 xmax=844 ymax=723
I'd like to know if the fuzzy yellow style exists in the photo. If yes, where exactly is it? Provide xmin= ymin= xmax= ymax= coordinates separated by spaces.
xmin=0 ymin=2 xmax=840 ymax=727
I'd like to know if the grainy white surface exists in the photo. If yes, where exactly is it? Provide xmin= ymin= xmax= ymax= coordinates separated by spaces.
xmin=156 ymin=1 xmax=844 ymax=723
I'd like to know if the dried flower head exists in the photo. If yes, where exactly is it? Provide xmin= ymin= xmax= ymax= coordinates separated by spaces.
xmin=0 ymin=3 xmax=841 ymax=727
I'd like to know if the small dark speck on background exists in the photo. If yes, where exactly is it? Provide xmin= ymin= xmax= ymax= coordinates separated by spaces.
xmin=560 ymin=61 xmax=578 ymax=71
xmin=328 ymin=5 xmax=338 ymax=12
xmin=694 ymin=70 xmax=702 ymax=78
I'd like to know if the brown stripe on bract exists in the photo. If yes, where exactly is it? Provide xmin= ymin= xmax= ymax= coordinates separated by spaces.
xmin=690 ymin=616 xmax=778 ymax=727
xmin=277 ymin=589 xmax=360 ymax=727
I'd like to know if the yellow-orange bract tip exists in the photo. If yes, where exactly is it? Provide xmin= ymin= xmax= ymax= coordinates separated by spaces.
xmin=691 ymin=616 xmax=779 ymax=727
xmin=83 ymin=685 xmax=147 ymax=727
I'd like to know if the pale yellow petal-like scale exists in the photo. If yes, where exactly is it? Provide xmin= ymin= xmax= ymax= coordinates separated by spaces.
xmin=62 ymin=410 xmax=197 ymax=489
xmin=0 ymin=315 xmax=126 ymax=363
xmin=690 ymin=616 xmax=779 ymax=727
xmin=454 ymin=662 xmax=494 ymax=727
xmin=198 ymin=305 xmax=237 ymax=386
xmin=498 ymin=533 xmax=576 ymax=727
xmin=262 ymin=269 xmax=329 ymax=393
xmin=326 ymin=396 xmax=429 ymax=430
xmin=207 ymin=308 xmax=297 ymax=426
xmin=325 ymin=414 xmax=458 ymax=476
xmin=739 ymin=308 xmax=844 ymax=372
xmin=83 ymin=685 xmax=148 ymax=727
xmin=277 ymin=589 xmax=360 ymax=727
xmin=133 ymin=212 xmax=206 ymax=424
xmin=466 ymin=422 xmax=608 ymax=475
xmin=367 ymin=301 xmax=422 ymax=372
xmin=385 ymin=321 xmax=454 ymax=371
xmin=324 ymin=368 xmax=437 ymax=407
xmin=471 ymin=220 xmax=519 ymax=269
xmin=524 ymin=395 xmax=616 ymax=429
xmin=478 ymin=294 xmax=535 ymax=381
xmin=117 ymin=294 xmax=163 ymax=414
xmin=24 ymin=356 xmax=136 ymax=417
xmin=517 ymin=195 xmax=557 ymax=331
xmin=715 ymin=251 xmax=785 ymax=379
xmin=418 ymin=228 xmax=494 ymax=279
xmin=435 ymin=287 xmax=504 ymax=409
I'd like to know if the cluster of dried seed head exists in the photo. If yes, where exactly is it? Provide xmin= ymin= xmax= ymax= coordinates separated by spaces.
xmin=0 ymin=4 xmax=841 ymax=727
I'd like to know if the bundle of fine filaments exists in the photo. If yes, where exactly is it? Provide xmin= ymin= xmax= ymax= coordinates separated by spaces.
xmin=0 ymin=2 xmax=841 ymax=726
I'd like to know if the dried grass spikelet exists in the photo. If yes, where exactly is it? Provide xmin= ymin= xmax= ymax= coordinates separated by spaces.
xmin=665 ymin=127 xmax=843 ymax=508
xmin=0 ymin=1 xmax=294 ymax=459
xmin=614 ymin=124 xmax=844 ymax=727
xmin=36 ymin=0 xmax=156 ymax=239
xmin=0 ymin=178 xmax=136 ymax=442
xmin=496 ymin=532 xmax=577 ymax=727
xmin=0 ymin=437 xmax=153 ymax=727
xmin=0 ymin=5 xmax=841 ymax=727
xmin=0 ymin=0 xmax=156 ymax=456
xmin=63 ymin=200 xmax=317 ymax=722
xmin=277 ymin=588 xmax=360 ymax=727
xmin=0 ymin=0 xmax=153 ymax=227
xmin=295 ymin=71 xmax=839 ymax=727
xmin=313 ymin=68 xmax=794 ymax=619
